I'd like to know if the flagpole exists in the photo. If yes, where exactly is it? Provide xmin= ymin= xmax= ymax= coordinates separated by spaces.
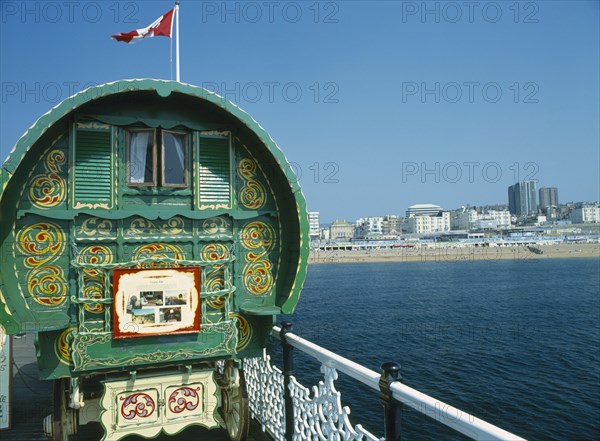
xmin=175 ymin=0 xmax=180 ymax=82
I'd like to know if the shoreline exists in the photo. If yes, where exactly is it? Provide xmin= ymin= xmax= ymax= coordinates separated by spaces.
xmin=308 ymin=243 xmax=600 ymax=264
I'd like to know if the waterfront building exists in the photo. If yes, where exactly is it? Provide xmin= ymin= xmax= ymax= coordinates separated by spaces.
xmin=470 ymin=219 xmax=498 ymax=230
xmin=508 ymin=184 xmax=518 ymax=214
xmin=538 ymin=187 xmax=559 ymax=213
xmin=404 ymin=210 xmax=450 ymax=234
xmin=329 ymin=220 xmax=355 ymax=240
xmin=451 ymin=207 xmax=478 ymax=230
xmin=406 ymin=203 xmax=443 ymax=217
xmin=487 ymin=210 xmax=512 ymax=227
xmin=451 ymin=207 xmax=512 ymax=231
xmin=474 ymin=210 xmax=511 ymax=229
xmin=508 ymin=181 xmax=538 ymax=215
xmin=308 ymin=211 xmax=320 ymax=240
xmin=382 ymin=215 xmax=403 ymax=235
xmin=571 ymin=204 xmax=600 ymax=223
xmin=355 ymin=216 xmax=384 ymax=238
xmin=404 ymin=204 xmax=450 ymax=234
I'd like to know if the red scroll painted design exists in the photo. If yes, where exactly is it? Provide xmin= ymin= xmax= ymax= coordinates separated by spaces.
xmin=119 ymin=393 xmax=156 ymax=420
xmin=168 ymin=386 xmax=201 ymax=414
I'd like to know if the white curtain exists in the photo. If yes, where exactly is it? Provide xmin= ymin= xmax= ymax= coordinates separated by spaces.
xmin=130 ymin=132 xmax=151 ymax=183
xmin=164 ymin=132 xmax=185 ymax=184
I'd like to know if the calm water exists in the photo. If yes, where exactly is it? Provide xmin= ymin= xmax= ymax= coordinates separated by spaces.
xmin=276 ymin=258 xmax=600 ymax=440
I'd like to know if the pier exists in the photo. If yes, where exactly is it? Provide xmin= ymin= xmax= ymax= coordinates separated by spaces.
xmin=3 ymin=325 xmax=530 ymax=441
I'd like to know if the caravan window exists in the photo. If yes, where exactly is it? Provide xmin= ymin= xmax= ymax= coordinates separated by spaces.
xmin=127 ymin=129 xmax=188 ymax=188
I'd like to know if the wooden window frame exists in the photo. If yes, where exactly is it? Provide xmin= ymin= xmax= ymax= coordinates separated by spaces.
xmin=126 ymin=128 xmax=189 ymax=188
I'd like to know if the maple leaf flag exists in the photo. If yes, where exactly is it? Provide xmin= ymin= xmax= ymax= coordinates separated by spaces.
xmin=112 ymin=8 xmax=175 ymax=43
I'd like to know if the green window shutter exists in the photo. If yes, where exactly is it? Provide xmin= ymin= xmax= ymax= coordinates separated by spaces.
xmin=199 ymin=136 xmax=231 ymax=208
xmin=74 ymin=129 xmax=113 ymax=206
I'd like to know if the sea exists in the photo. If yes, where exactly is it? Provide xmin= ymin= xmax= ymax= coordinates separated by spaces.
xmin=275 ymin=258 xmax=600 ymax=441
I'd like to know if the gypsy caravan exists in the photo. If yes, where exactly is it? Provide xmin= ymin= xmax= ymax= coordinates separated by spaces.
xmin=0 ymin=79 xmax=309 ymax=441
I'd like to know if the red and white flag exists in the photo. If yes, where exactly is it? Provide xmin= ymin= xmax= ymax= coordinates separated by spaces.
xmin=112 ymin=8 xmax=174 ymax=43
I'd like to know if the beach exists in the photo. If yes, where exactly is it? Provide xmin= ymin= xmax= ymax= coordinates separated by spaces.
xmin=308 ymin=242 xmax=600 ymax=264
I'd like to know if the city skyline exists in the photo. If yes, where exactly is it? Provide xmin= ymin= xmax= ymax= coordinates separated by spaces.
xmin=312 ymin=199 xmax=599 ymax=239
xmin=1 ymin=1 xmax=598 ymax=222
xmin=316 ymin=196 xmax=597 ymax=225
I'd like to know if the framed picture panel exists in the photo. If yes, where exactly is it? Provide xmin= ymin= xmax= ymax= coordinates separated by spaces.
xmin=112 ymin=267 xmax=201 ymax=339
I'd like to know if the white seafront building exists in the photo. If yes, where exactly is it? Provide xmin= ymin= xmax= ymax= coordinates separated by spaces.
xmin=451 ymin=207 xmax=512 ymax=231
xmin=571 ymin=204 xmax=600 ymax=223
xmin=308 ymin=211 xmax=320 ymax=239
xmin=356 ymin=215 xmax=403 ymax=238
xmin=355 ymin=216 xmax=384 ymax=238
xmin=382 ymin=215 xmax=403 ymax=235
xmin=404 ymin=204 xmax=451 ymax=234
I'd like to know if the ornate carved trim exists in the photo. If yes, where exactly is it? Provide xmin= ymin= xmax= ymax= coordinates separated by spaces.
xmin=72 ymin=321 xmax=238 ymax=371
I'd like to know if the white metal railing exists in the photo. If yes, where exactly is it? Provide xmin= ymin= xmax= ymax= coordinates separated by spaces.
xmin=271 ymin=325 xmax=527 ymax=441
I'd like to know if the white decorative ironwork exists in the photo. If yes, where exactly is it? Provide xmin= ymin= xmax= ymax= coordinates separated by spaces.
xmin=245 ymin=351 xmax=286 ymax=441
xmin=244 ymin=351 xmax=380 ymax=441
xmin=289 ymin=364 xmax=381 ymax=441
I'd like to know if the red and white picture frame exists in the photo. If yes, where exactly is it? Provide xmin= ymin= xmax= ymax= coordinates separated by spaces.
xmin=112 ymin=267 xmax=201 ymax=339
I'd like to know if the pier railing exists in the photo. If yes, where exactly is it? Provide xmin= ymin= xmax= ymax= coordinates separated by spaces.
xmin=245 ymin=322 xmax=527 ymax=441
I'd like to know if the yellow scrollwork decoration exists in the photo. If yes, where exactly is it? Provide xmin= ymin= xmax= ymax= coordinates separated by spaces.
xmin=205 ymin=266 xmax=225 ymax=291
xmin=16 ymin=222 xmax=66 ymax=268
xmin=82 ymin=276 xmax=105 ymax=314
xmin=240 ymin=221 xmax=275 ymax=296
xmin=243 ymin=259 xmax=273 ymax=296
xmin=28 ymin=149 xmax=66 ymax=208
xmin=77 ymin=217 xmax=114 ymax=237
xmin=27 ymin=266 xmax=67 ymax=306
xmin=55 ymin=327 xmax=76 ymax=365
xmin=77 ymin=245 xmax=113 ymax=313
xmin=201 ymin=243 xmax=229 ymax=262
xmin=206 ymin=265 xmax=226 ymax=309
xmin=77 ymin=245 xmax=113 ymax=267
xmin=132 ymin=243 xmax=185 ymax=268
xmin=238 ymin=158 xmax=266 ymax=209
xmin=15 ymin=222 xmax=68 ymax=307
xmin=241 ymin=221 xmax=275 ymax=251
xmin=230 ymin=314 xmax=252 ymax=351
xmin=126 ymin=217 xmax=186 ymax=237
xmin=207 ymin=296 xmax=226 ymax=310
xmin=160 ymin=217 xmax=185 ymax=235
xmin=201 ymin=216 xmax=232 ymax=236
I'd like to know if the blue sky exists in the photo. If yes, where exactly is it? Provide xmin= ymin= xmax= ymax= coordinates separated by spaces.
xmin=1 ymin=1 xmax=598 ymax=223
